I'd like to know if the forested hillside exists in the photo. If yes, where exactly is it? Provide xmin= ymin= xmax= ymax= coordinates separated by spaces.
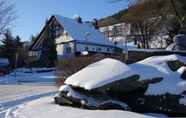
xmin=98 ymin=9 xmax=128 ymax=27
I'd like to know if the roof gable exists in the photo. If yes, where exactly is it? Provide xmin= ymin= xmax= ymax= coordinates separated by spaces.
xmin=54 ymin=15 xmax=114 ymax=46
xmin=30 ymin=15 xmax=115 ymax=50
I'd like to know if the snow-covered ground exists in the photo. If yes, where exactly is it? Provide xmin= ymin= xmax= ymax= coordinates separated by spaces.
xmin=0 ymin=68 xmax=58 ymax=118
xmin=5 ymin=96 xmax=154 ymax=118
xmin=0 ymin=67 xmax=166 ymax=118
xmin=1 ymin=55 xmax=185 ymax=118
xmin=0 ymin=85 xmax=57 ymax=118
xmin=0 ymin=68 xmax=57 ymax=85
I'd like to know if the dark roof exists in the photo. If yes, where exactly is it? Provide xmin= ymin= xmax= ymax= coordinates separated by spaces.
xmin=29 ymin=15 xmax=56 ymax=50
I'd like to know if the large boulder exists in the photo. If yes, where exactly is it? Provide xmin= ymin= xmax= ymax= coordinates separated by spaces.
xmin=56 ymin=55 xmax=186 ymax=116
xmin=177 ymin=66 xmax=186 ymax=80
xmin=167 ymin=60 xmax=185 ymax=71
xmin=174 ymin=34 xmax=186 ymax=50
xmin=65 ymin=58 xmax=136 ymax=90
xmin=166 ymin=34 xmax=186 ymax=51
xmin=93 ymin=75 xmax=148 ymax=96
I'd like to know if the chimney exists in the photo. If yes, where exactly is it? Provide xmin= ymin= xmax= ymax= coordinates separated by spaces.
xmin=74 ymin=15 xmax=82 ymax=24
xmin=92 ymin=18 xmax=99 ymax=30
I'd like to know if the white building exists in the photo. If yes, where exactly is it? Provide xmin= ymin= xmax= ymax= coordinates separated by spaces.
xmin=29 ymin=15 xmax=119 ymax=61
xmin=99 ymin=23 xmax=131 ymax=44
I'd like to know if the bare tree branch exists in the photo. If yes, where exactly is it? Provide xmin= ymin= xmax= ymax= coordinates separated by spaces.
xmin=0 ymin=0 xmax=15 ymax=35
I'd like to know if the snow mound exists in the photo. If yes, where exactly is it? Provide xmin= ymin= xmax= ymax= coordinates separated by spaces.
xmin=131 ymin=55 xmax=186 ymax=95
xmin=65 ymin=58 xmax=135 ymax=90
xmin=6 ymin=96 xmax=152 ymax=118
xmin=138 ymin=54 xmax=186 ymax=65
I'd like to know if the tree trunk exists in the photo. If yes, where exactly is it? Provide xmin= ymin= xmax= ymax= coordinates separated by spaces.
xmin=170 ymin=0 xmax=184 ymax=28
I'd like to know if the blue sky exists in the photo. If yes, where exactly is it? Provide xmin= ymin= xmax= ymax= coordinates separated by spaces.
xmin=10 ymin=0 xmax=128 ymax=41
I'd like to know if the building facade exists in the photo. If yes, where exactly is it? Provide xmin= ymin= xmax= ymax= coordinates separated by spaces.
xmin=29 ymin=15 xmax=119 ymax=63
xmin=99 ymin=23 xmax=131 ymax=44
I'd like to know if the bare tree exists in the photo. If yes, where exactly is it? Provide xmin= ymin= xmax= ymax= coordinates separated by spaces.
xmin=0 ymin=0 xmax=14 ymax=35
xmin=122 ymin=0 xmax=169 ymax=48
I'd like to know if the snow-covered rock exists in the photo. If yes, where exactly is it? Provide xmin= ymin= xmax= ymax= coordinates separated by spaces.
xmin=65 ymin=58 xmax=136 ymax=90
xmin=57 ymin=85 xmax=130 ymax=110
xmin=179 ymin=96 xmax=186 ymax=106
xmin=60 ymin=54 xmax=186 ymax=116
xmin=177 ymin=66 xmax=186 ymax=80
xmin=65 ymin=55 xmax=186 ymax=96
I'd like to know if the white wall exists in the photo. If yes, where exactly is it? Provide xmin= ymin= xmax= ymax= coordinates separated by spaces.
xmin=55 ymin=31 xmax=73 ymax=44
xmin=76 ymin=43 xmax=114 ymax=54
xmin=56 ymin=42 xmax=75 ymax=59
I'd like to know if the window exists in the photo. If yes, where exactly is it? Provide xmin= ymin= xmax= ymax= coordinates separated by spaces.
xmin=96 ymin=47 xmax=102 ymax=51
xmin=85 ymin=47 xmax=89 ymax=51
xmin=107 ymin=48 xmax=110 ymax=52
xmin=66 ymin=47 xmax=71 ymax=53
xmin=54 ymin=25 xmax=62 ymax=38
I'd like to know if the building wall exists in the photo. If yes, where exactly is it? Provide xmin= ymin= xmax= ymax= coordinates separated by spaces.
xmin=56 ymin=28 xmax=116 ymax=59
xmin=99 ymin=23 xmax=131 ymax=44
xmin=76 ymin=43 xmax=115 ymax=54
xmin=56 ymin=30 xmax=76 ymax=59
xmin=56 ymin=42 xmax=75 ymax=59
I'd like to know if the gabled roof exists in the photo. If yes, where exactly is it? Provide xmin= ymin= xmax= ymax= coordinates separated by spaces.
xmin=54 ymin=15 xmax=114 ymax=46
xmin=30 ymin=15 xmax=115 ymax=50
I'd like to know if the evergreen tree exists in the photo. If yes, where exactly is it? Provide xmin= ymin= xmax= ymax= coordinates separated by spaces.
xmin=14 ymin=35 xmax=24 ymax=67
xmin=15 ymin=36 xmax=23 ymax=48
xmin=1 ymin=31 xmax=16 ymax=68
xmin=47 ymin=39 xmax=57 ymax=67
xmin=30 ymin=34 xmax=37 ymax=43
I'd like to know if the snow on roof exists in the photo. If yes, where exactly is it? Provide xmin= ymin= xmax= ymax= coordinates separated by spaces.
xmin=65 ymin=58 xmax=135 ymax=90
xmin=54 ymin=15 xmax=114 ymax=46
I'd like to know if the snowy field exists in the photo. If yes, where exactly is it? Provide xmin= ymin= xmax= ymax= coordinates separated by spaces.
xmin=0 ymin=68 xmax=58 ymax=118
xmin=0 ymin=68 xmax=57 ymax=85
xmin=0 ymin=85 xmax=57 ymax=118
xmin=1 ymin=56 xmax=182 ymax=118
xmin=0 ymin=67 xmax=164 ymax=118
